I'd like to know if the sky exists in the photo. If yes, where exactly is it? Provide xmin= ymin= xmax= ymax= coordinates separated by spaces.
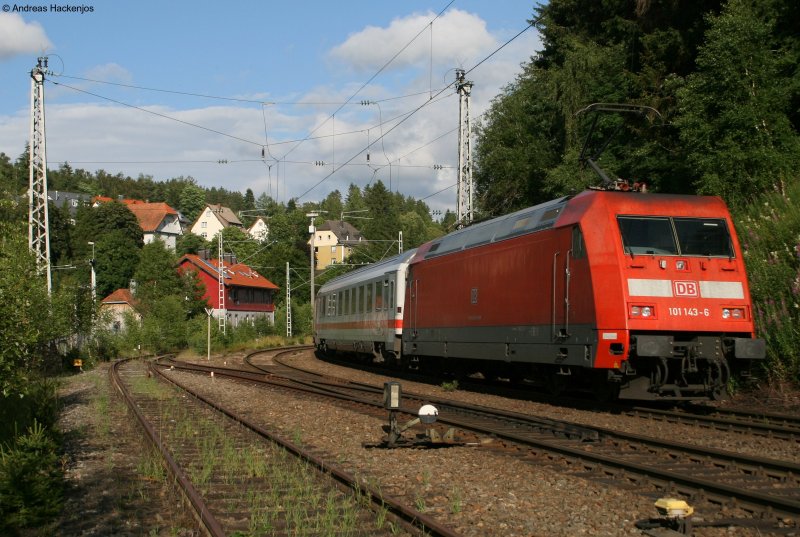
xmin=0 ymin=0 xmax=542 ymax=214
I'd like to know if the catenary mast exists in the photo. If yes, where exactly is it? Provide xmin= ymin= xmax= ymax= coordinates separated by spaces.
xmin=456 ymin=68 xmax=474 ymax=229
xmin=29 ymin=57 xmax=52 ymax=294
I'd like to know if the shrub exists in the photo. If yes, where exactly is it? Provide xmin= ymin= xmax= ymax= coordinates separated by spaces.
xmin=734 ymin=181 xmax=800 ymax=381
xmin=0 ymin=421 xmax=64 ymax=532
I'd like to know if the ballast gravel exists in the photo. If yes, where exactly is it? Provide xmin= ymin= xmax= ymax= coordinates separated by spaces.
xmin=159 ymin=350 xmax=789 ymax=537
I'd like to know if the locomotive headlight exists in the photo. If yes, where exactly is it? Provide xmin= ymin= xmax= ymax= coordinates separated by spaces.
xmin=629 ymin=305 xmax=656 ymax=318
xmin=722 ymin=307 xmax=744 ymax=320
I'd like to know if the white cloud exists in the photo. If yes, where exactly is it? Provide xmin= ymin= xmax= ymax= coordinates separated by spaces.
xmin=0 ymin=13 xmax=52 ymax=60
xmin=329 ymin=9 xmax=495 ymax=73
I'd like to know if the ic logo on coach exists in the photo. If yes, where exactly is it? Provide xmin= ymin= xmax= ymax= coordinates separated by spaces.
xmin=673 ymin=280 xmax=699 ymax=297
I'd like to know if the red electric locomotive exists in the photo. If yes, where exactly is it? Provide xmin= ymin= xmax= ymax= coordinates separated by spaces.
xmin=401 ymin=189 xmax=764 ymax=400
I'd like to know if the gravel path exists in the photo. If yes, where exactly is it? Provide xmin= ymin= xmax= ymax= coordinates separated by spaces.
xmin=52 ymin=364 xmax=198 ymax=536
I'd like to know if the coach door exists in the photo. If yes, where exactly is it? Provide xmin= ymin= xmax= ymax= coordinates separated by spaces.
xmin=407 ymin=271 xmax=419 ymax=339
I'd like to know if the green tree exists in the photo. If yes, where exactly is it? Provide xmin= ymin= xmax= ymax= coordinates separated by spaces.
xmin=95 ymin=231 xmax=140 ymax=298
xmin=132 ymin=240 xmax=181 ymax=308
xmin=674 ymin=0 xmax=800 ymax=207
xmin=0 ymin=222 xmax=52 ymax=396
xmin=320 ymin=190 xmax=344 ymax=220
xmin=179 ymin=183 xmax=207 ymax=224
xmin=176 ymin=232 xmax=208 ymax=256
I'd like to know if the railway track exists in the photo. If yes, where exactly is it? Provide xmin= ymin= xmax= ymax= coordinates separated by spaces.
xmin=111 ymin=356 xmax=460 ymax=537
xmin=622 ymin=404 xmax=800 ymax=441
xmin=169 ymin=348 xmax=800 ymax=531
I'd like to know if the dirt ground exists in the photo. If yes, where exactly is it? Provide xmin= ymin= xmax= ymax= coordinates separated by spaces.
xmin=43 ymin=363 xmax=198 ymax=537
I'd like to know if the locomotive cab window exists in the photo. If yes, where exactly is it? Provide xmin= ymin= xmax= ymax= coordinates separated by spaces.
xmin=618 ymin=216 xmax=735 ymax=258
xmin=674 ymin=218 xmax=733 ymax=257
xmin=617 ymin=216 xmax=677 ymax=255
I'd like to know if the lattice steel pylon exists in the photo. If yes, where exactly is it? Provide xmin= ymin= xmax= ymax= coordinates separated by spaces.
xmin=217 ymin=231 xmax=226 ymax=335
xmin=29 ymin=57 xmax=52 ymax=294
xmin=456 ymin=68 xmax=474 ymax=229
xmin=285 ymin=262 xmax=292 ymax=338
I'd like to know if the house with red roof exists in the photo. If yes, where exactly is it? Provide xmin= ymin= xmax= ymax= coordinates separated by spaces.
xmin=99 ymin=288 xmax=141 ymax=333
xmin=125 ymin=202 xmax=182 ymax=249
xmin=92 ymin=197 xmax=183 ymax=249
xmin=178 ymin=253 xmax=279 ymax=326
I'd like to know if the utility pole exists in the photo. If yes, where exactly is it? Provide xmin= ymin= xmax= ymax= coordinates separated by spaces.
xmin=88 ymin=241 xmax=96 ymax=302
xmin=29 ymin=56 xmax=52 ymax=293
xmin=285 ymin=262 xmax=292 ymax=338
xmin=398 ymin=231 xmax=403 ymax=254
xmin=456 ymin=68 xmax=474 ymax=229
xmin=306 ymin=212 xmax=319 ymax=320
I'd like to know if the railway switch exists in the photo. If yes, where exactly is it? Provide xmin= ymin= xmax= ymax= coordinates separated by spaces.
xmin=366 ymin=383 xmax=462 ymax=448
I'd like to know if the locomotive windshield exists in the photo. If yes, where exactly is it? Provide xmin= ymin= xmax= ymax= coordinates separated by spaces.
xmin=617 ymin=216 xmax=733 ymax=257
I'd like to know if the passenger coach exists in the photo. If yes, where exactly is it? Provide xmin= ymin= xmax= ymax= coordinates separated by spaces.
xmin=314 ymin=249 xmax=416 ymax=362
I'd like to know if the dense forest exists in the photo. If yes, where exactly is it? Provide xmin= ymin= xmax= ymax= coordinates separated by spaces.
xmin=1 ymin=0 xmax=799 ymax=530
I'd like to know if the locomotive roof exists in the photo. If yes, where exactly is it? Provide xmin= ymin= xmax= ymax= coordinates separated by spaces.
xmin=318 ymin=248 xmax=418 ymax=293
xmin=419 ymin=196 xmax=571 ymax=260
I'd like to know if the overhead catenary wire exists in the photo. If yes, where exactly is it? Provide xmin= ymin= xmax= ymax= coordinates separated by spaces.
xmin=295 ymin=18 xmax=536 ymax=201
xmin=275 ymin=0 xmax=456 ymax=163
xmin=40 ymin=5 xmax=537 ymax=209
xmin=50 ymin=73 xmax=444 ymax=106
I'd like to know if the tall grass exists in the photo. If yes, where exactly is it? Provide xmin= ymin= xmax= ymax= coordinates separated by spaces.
xmin=734 ymin=180 xmax=800 ymax=382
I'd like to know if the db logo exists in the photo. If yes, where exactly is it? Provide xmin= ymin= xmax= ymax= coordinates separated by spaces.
xmin=673 ymin=280 xmax=699 ymax=297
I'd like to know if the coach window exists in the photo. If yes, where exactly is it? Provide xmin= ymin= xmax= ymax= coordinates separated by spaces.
xmin=571 ymin=226 xmax=586 ymax=259
xmin=390 ymin=280 xmax=395 ymax=309
xmin=357 ymin=286 xmax=364 ymax=313
xmin=350 ymin=288 xmax=356 ymax=315
xmin=366 ymin=284 xmax=373 ymax=312
xmin=383 ymin=280 xmax=389 ymax=311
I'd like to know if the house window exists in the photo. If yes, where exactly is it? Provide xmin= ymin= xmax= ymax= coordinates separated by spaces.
xmin=201 ymin=221 xmax=207 ymax=228
xmin=201 ymin=232 xmax=207 ymax=238
xmin=331 ymin=246 xmax=336 ymax=253
xmin=71 ymin=199 xmax=78 ymax=207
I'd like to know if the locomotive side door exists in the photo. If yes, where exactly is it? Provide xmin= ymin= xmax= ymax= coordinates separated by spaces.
xmin=552 ymin=227 xmax=579 ymax=341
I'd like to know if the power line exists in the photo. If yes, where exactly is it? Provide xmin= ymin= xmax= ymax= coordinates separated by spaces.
xmin=48 ymin=79 xmax=266 ymax=147
xmin=296 ymin=17 xmax=538 ymax=200
xmin=50 ymin=73 xmax=445 ymax=106
xmin=276 ymin=0 xmax=455 ymax=163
